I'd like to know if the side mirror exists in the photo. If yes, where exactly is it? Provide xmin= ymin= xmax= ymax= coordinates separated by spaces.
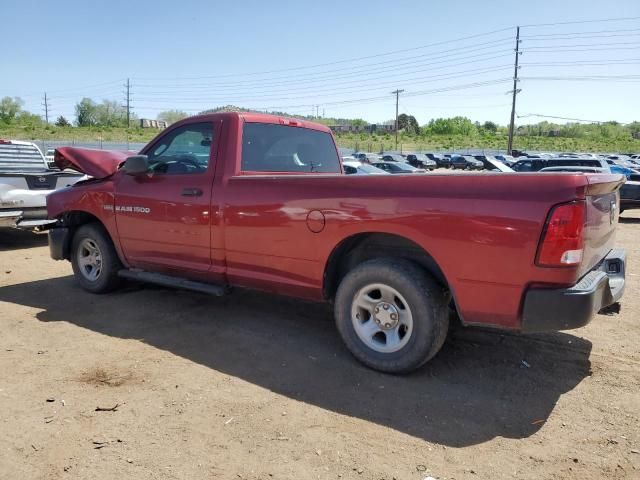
xmin=123 ymin=155 xmax=149 ymax=175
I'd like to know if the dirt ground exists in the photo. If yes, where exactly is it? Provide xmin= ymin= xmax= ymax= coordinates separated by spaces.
xmin=0 ymin=214 xmax=639 ymax=480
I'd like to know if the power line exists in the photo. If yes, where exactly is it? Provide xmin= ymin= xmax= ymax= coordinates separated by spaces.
xmin=517 ymin=113 xmax=607 ymax=123
xmin=134 ymin=41 xmax=514 ymax=90
xmin=523 ymin=40 xmax=640 ymax=49
xmin=520 ymin=16 xmax=640 ymax=28
xmin=133 ymin=55 xmax=514 ymax=96
xmin=521 ymin=75 xmax=640 ymax=82
xmin=522 ymin=32 xmax=640 ymax=41
xmin=520 ymin=27 xmax=640 ymax=38
xmin=132 ymin=27 xmax=515 ymax=81
xmin=132 ymin=65 xmax=514 ymax=103
xmin=132 ymin=78 xmax=514 ymax=112
xmin=521 ymin=59 xmax=640 ymax=67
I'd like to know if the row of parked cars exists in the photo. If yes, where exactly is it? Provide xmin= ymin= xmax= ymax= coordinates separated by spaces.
xmin=342 ymin=150 xmax=640 ymax=212
xmin=343 ymin=152 xmax=518 ymax=175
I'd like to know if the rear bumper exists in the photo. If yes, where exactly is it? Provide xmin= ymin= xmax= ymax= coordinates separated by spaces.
xmin=521 ymin=249 xmax=626 ymax=333
xmin=0 ymin=210 xmax=22 ymax=227
xmin=0 ymin=207 xmax=54 ymax=229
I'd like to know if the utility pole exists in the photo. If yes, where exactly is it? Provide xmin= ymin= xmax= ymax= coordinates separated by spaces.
xmin=42 ymin=92 xmax=49 ymax=125
xmin=316 ymin=105 xmax=320 ymax=118
xmin=391 ymin=89 xmax=404 ymax=150
xmin=124 ymin=78 xmax=131 ymax=128
xmin=507 ymin=26 xmax=521 ymax=155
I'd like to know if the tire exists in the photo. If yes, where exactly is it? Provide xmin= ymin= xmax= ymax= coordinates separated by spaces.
xmin=70 ymin=223 xmax=123 ymax=293
xmin=334 ymin=258 xmax=450 ymax=374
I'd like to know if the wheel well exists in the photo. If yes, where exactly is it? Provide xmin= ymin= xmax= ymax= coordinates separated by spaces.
xmin=323 ymin=233 xmax=451 ymax=301
xmin=57 ymin=211 xmax=107 ymax=260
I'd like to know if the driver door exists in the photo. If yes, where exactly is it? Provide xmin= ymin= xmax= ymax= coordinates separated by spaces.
xmin=114 ymin=121 xmax=217 ymax=277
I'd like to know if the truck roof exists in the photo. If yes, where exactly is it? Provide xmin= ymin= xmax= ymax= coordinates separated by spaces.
xmin=173 ymin=111 xmax=333 ymax=134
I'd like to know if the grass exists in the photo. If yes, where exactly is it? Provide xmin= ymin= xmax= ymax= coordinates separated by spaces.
xmin=2 ymin=125 xmax=638 ymax=153
xmin=336 ymin=132 xmax=640 ymax=153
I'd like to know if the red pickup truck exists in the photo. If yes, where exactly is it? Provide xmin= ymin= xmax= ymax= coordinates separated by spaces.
xmin=47 ymin=112 xmax=626 ymax=373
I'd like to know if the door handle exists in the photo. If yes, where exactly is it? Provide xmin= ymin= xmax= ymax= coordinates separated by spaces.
xmin=181 ymin=187 xmax=203 ymax=197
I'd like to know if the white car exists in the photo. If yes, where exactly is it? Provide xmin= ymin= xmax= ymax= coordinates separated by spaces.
xmin=0 ymin=140 xmax=85 ymax=229
xmin=342 ymin=160 xmax=389 ymax=175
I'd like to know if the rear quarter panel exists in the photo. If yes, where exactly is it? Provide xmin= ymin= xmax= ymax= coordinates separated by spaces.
xmin=217 ymin=171 xmax=595 ymax=329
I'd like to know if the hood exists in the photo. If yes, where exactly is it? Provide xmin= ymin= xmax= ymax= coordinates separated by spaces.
xmin=54 ymin=147 xmax=135 ymax=178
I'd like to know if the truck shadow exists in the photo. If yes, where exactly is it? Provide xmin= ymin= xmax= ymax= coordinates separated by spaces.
xmin=0 ymin=276 xmax=593 ymax=447
xmin=0 ymin=229 xmax=48 ymax=251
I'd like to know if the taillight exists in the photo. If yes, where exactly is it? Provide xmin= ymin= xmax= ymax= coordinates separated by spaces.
xmin=536 ymin=201 xmax=586 ymax=267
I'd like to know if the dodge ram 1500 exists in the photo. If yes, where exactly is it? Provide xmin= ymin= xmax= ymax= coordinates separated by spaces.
xmin=46 ymin=112 xmax=626 ymax=373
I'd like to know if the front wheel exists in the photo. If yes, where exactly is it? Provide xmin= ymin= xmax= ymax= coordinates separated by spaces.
xmin=334 ymin=258 xmax=450 ymax=373
xmin=71 ymin=223 xmax=123 ymax=293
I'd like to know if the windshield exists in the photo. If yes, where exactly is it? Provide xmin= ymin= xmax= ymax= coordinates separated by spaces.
xmin=395 ymin=162 xmax=416 ymax=171
xmin=358 ymin=163 xmax=386 ymax=173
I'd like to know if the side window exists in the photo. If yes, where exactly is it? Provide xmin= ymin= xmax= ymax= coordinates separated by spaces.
xmin=145 ymin=122 xmax=213 ymax=175
xmin=241 ymin=123 xmax=340 ymax=173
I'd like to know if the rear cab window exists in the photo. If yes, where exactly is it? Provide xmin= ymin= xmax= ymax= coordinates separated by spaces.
xmin=241 ymin=123 xmax=341 ymax=174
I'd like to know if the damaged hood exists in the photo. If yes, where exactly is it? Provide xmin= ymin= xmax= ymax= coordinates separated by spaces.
xmin=54 ymin=147 xmax=136 ymax=179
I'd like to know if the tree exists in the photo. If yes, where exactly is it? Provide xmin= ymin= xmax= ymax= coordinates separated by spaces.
xmin=75 ymin=98 xmax=98 ymax=126
xmin=0 ymin=96 xmax=24 ymax=124
xmin=482 ymin=121 xmax=498 ymax=133
xmin=426 ymin=116 xmax=477 ymax=135
xmin=157 ymin=109 xmax=189 ymax=125
xmin=55 ymin=116 xmax=71 ymax=127
xmin=95 ymin=100 xmax=126 ymax=127
xmin=397 ymin=113 xmax=420 ymax=135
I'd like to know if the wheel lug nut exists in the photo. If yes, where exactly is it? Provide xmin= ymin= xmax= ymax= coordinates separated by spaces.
xmin=375 ymin=307 xmax=379 ymax=313
xmin=383 ymin=304 xmax=389 ymax=310
xmin=385 ymin=323 xmax=391 ymax=328
xmin=391 ymin=314 xmax=397 ymax=320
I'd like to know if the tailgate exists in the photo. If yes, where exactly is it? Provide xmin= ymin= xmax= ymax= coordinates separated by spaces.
xmin=579 ymin=173 xmax=625 ymax=277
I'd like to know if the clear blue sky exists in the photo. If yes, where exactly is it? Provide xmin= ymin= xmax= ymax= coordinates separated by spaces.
xmin=3 ymin=0 xmax=639 ymax=125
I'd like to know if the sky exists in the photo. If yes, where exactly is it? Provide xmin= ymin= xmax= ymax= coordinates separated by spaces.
xmin=3 ymin=0 xmax=640 ymax=126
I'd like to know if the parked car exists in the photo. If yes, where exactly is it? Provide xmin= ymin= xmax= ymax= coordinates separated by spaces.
xmin=46 ymin=112 xmax=626 ymax=374
xmin=512 ymin=157 xmax=610 ymax=172
xmin=450 ymin=155 xmax=483 ymax=170
xmin=405 ymin=154 xmax=436 ymax=170
xmin=435 ymin=154 xmax=452 ymax=168
xmin=342 ymin=161 xmax=389 ymax=175
xmin=354 ymin=153 xmax=380 ymax=163
xmin=0 ymin=139 xmax=85 ymax=229
xmin=381 ymin=153 xmax=405 ymax=163
xmin=372 ymin=161 xmax=426 ymax=174
xmin=538 ymin=165 xmax=638 ymax=213
xmin=494 ymin=154 xmax=515 ymax=166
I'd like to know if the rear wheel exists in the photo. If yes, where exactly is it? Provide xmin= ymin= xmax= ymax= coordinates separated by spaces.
xmin=334 ymin=258 xmax=449 ymax=373
xmin=71 ymin=223 xmax=123 ymax=293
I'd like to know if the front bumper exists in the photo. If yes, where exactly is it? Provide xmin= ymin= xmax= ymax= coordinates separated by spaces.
xmin=521 ymin=249 xmax=626 ymax=333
